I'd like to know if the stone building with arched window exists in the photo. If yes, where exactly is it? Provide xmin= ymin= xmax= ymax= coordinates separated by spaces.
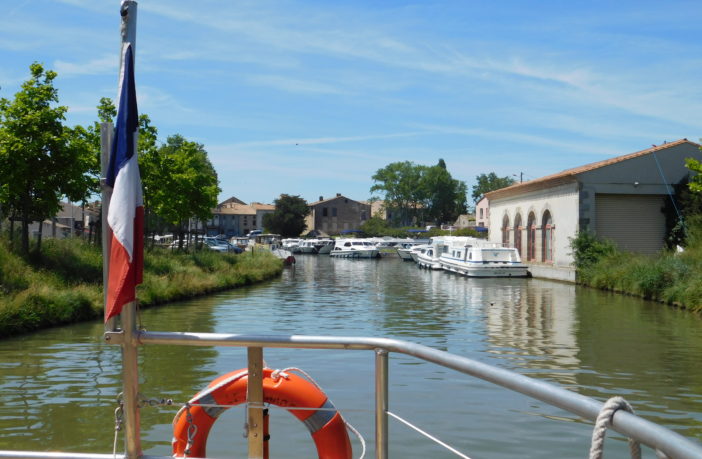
xmin=485 ymin=139 xmax=701 ymax=281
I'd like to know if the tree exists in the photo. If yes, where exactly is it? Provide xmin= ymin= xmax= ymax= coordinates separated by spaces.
xmin=471 ymin=172 xmax=516 ymax=203
xmin=687 ymin=157 xmax=702 ymax=193
xmin=370 ymin=161 xmax=427 ymax=226
xmin=0 ymin=63 xmax=93 ymax=253
xmin=423 ymin=159 xmax=468 ymax=225
xmin=150 ymin=135 xmax=220 ymax=247
xmin=263 ymin=194 xmax=310 ymax=237
xmin=371 ymin=160 xmax=467 ymax=226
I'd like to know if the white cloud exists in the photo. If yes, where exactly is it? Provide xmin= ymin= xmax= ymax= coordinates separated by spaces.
xmin=54 ymin=55 xmax=117 ymax=77
xmin=245 ymin=74 xmax=348 ymax=95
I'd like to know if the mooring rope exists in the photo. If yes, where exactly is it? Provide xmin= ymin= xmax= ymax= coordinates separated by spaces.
xmin=589 ymin=396 xmax=641 ymax=459
xmin=387 ymin=411 xmax=472 ymax=459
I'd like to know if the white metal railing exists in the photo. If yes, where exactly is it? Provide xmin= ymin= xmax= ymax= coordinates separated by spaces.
xmin=3 ymin=323 xmax=702 ymax=459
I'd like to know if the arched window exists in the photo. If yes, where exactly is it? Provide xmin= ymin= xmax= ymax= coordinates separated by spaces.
xmin=527 ymin=212 xmax=536 ymax=261
xmin=514 ymin=213 xmax=522 ymax=257
xmin=542 ymin=211 xmax=553 ymax=262
xmin=502 ymin=215 xmax=510 ymax=246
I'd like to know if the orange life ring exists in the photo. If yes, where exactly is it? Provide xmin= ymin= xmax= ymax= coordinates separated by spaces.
xmin=172 ymin=368 xmax=352 ymax=458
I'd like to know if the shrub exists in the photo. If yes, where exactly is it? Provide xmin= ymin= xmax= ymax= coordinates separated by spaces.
xmin=569 ymin=231 xmax=618 ymax=269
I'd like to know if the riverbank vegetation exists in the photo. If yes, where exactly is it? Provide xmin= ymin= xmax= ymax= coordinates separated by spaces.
xmin=571 ymin=216 xmax=702 ymax=312
xmin=0 ymin=236 xmax=283 ymax=338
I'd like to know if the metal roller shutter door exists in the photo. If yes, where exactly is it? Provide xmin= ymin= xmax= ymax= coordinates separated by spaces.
xmin=595 ymin=194 xmax=666 ymax=255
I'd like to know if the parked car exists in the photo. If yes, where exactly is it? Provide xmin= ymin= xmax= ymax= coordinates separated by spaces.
xmin=204 ymin=237 xmax=243 ymax=253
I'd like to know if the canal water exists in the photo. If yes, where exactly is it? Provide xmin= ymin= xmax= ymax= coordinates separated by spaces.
xmin=1 ymin=255 xmax=701 ymax=458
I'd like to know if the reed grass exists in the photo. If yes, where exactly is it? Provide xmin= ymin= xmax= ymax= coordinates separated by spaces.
xmin=573 ymin=217 xmax=702 ymax=312
xmin=0 ymin=237 xmax=283 ymax=338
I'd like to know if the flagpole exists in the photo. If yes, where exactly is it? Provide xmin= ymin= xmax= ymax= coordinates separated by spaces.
xmin=116 ymin=2 xmax=141 ymax=458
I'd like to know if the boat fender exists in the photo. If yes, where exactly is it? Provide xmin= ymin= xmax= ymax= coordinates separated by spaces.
xmin=172 ymin=367 xmax=352 ymax=458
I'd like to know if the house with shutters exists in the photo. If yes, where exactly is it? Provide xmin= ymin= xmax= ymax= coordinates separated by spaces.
xmin=485 ymin=139 xmax=701 ymax=281
xmin=306 ymin=193 xmax=371 ymax=235
xmin=206 ymin=197 xmax=275 ymax=237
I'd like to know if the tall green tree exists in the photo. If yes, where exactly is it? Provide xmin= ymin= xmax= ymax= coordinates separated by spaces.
xmin=263 ymin=194 xmax=310 ymax=237
xmin=687 ymin=157 xmax=702 ymax=192
xmin=150 ymin=135 xmax=220 ymax=246
xmin=0 ymin=63 xmax=93 ymax=253
xmin=471 ymin=172 xmax=516 ymax=203
xmin=370 ymin=161 xmax=428 ymax=225
xmin=423 ymin=159 xmax=468 ymax=225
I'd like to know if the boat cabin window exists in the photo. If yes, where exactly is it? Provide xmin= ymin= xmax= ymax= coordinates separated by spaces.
xmin=344 ymin=242 xmax=352 ymax=247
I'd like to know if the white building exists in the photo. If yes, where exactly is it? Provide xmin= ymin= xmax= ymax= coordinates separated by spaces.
xmin=485 ymin=139 xmax=701 ymax=282
xmin=475 ymin=196 xmax=489 ymax=228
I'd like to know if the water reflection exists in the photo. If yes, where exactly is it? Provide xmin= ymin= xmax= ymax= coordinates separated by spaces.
xmin=484 ymin=279 xmax=581 ymax=386
xmin=1 ymin=255 xmax=701 ymax=455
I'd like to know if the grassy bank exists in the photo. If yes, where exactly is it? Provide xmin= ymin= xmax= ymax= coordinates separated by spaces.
xmin=0 ymin=236 xmax=283 ymax=337
xmin=573 ymin=220 xmax=702 ymax=312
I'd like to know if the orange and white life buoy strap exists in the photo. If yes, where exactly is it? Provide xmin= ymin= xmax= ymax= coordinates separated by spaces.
xmin=172 ymin=367 xmax=367 ymax=458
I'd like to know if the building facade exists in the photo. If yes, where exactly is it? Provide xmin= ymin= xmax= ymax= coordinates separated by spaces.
xmin=475 ymin=196 xmax=489 ymax=228
xmin=485 ymin=139 xmax=701 ymax=281
xmin=307 ymin=193 xmax=371 ymax=235
xmin=208 ymin=198 xmax=267 ymax=237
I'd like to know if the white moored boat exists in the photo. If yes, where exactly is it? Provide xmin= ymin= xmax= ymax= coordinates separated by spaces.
xmin=415 ymin=238 xmax=445 ymax=270
xmin=439 ymin=236 xmax=528 ymax=277
xmin=396 ymin=241 xmax=425 ymax=260
xmin=329 ymin=238 xmax=379 ymax=258
xmin=296 ymin=239 xmax=319 ymax=254
xmin=314 ymin=238 xmax=335 ymax=254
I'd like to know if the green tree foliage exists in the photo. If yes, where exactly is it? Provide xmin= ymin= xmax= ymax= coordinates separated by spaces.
xmin=424 ymin=159 xmax=467 ymax=225
xmin=0 ymin=63 xmax=94 ymax=253
xmin=370 ymin=160 xmax=467 ymax=226
xmin=471 ymin=172 xmax=516 ymax=203
xmin=263 ymin=194 xmax=310 ymax=237
xmin=663 ymin=177 xmax=702 ymax=248
xmin=370 ymin=161 xmax=426 ymax=226
xmin=686 ymin=157 xmax=702 ymax=192
xmin=569 ymin=231 xmax=617 ymax=270
xmin=149 ymin=135 xmax=220 ymax=246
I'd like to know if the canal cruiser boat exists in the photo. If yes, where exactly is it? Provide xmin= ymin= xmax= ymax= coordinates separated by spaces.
xmin=439 ymin=236 xmax=528 ymax=277
xmin=231 ymin=236 xmax=251 ymax=250
xmin=415 ymin=238 xmax=446 ymax=270
xmin=313 ymin=238 xmax=335 ymax=254
xmin=329 ymin=238 xmax=380 ymax=258
xmin=9 ymin=5 xmax=701 ymax=459
xmin=281 ymin=238 xmax=302 ymax=252
xmin=396 ymin=241 xmax=425 ymax=260
xmin=296 ymin=239 xmax=319 ymax=254
xmin=254 ymin=234 xmax=295 ymax=265
xmin=408 ymin=243 xmax=430 ymax=262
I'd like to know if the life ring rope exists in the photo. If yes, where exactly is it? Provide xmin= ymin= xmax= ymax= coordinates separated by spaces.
xmin=271 ymin=367 xmax=367 ymax=458
xmin=172 ymin=366 xmax=366 ymax=458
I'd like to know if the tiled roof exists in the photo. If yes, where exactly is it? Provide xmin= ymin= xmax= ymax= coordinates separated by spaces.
xmin=485 ymin=139 xmax=699 ymax=199
xmin=309 ymin=194 xmax=366 ymax=206
xmin=250 ymin=202 xmax=274 ymax=210
xmin=216 ymin=203 xmax=256 ymax=215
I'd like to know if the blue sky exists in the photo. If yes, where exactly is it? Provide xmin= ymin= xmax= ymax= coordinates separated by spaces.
xmin=2 ymin=0 xmax=700 ymax=206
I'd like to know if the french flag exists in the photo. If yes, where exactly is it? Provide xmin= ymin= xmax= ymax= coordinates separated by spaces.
xmin=105 ymin=44 xmax=144 ymax=322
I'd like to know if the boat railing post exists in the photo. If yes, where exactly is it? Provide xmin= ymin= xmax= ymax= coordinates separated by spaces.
xmin=247 ymin=347 xmax=265 ymax=459
xmin=375 ymin=349 xmax=389 ymax=459
xmin=117 ymin=3 xmax=141 ymax=457
xmin=121 ymin=301 xmax=142 ymax=458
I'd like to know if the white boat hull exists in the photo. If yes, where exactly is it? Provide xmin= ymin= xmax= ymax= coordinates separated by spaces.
xmin=315 ymin=243 xmax=334 ymax=254
xmin=440 ymin=258 xmax=528 ymax=277
xmin=396 ymin=248 xmax=414 ymax=260
xmin=330 ymin=249 xmax=379 ymax=258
